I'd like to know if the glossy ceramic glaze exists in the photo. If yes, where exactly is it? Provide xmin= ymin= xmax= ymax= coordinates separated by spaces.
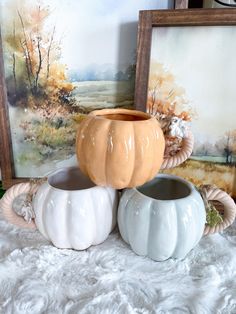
xmin=76 ymin=108 xmax=165 ymax=189
xmin=34 ymin=167 xmax=118 ymax=250
xmin=118 ymin=174 xmax=206 ymax=261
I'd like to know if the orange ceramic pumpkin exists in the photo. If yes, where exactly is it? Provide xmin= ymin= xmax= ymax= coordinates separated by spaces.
xmin=76 ymin=108 xmax=165 ymax=189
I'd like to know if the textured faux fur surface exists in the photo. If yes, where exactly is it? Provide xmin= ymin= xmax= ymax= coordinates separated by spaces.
xmin=0 ymin=213 xmax=236 ymax=314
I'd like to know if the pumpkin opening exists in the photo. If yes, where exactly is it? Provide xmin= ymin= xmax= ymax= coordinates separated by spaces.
xmin=48 ymin=167 xmax=96 ymax=191
xmin=137 ymin=177 xmax=191 ymax=200
xmin=100 ymin=114 xmax=149 ymax=121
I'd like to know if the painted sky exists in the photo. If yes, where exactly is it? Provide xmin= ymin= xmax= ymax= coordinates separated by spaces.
xmin=51 ymin=0 xmax=170 ymax=71
xmin=150 ymin=26 xmax=236 ymax=143
xmin=43 ymin=0 xmax=169 ymax=69
xmin=1 ymin=0 xmax=172 ymax=72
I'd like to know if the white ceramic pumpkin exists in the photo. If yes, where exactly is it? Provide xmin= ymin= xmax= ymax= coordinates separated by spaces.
xmin=1 ymin=167 xmax=118 ymax=250
xmin=118 ymin=174 xmax=236 ymax=261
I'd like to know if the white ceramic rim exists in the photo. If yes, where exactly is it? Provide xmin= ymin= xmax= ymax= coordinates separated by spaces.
xmin=46 ymin=166 xmax=100 ymax=192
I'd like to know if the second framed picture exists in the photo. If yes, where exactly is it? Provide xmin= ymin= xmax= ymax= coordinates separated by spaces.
xmin=135 ymin=8 xmax=236 ymax=197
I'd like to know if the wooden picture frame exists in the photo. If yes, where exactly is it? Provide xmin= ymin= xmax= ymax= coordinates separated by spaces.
xmin=0 ymin=31 xmax=25 ymax=189
xmin=0 ymin=0 xmax=171 ymax=190
xmin=135 ymin=8 xmax=236 ymax=198
xmin=135 ymin=8 xmax=236 ymax=109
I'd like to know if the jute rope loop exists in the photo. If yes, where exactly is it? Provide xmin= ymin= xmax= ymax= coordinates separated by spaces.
xmin=161 ymin=130 xmax=194 ymax=170
xmin=0 ymin=180 xmax=44 ymax=229
xmin=200 ymin=185 xmax=236 ymax=236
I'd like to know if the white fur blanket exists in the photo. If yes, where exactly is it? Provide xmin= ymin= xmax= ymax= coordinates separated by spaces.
xmin=0 ymin=213 xmax=236 ymax=314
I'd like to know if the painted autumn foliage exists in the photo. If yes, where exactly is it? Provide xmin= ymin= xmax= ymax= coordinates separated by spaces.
xmin=147 ymin=62 xmax=195 ymax=157
xmin=4 ymin=0 xmax=75 ymax=114
xmin=1 ymin=0 xmax=83 ymax=175
xmin=147 ymin=62 xmax=194 ymax=122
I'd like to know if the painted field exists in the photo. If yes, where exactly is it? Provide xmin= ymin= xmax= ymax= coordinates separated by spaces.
xmin=162 ymin=159 xmax=236 ymax=197
xmin=72 ymin=81 xmax=134 ymax=112
xmin=9 ymin=80 xmax=134 ymax=177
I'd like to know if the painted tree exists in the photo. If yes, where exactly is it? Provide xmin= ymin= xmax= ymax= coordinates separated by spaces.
xmin=3 ymin=0 xmax=74 ymax=109
xmin=216 ymin=130 xmax=236 ymax=164
xmin=147 ymin=62 xmax=193 ymax=122
xmin=146 ymin=62 xmax=196 ymax=157
xmin=193 ymin=142 xmax=213 ymax=157
xmin=125 ymin=63 xmax=136 ymax=82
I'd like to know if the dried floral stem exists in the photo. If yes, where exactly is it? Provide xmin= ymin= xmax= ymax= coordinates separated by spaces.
xmin=198 ymin=185 xmax=223 ymax=228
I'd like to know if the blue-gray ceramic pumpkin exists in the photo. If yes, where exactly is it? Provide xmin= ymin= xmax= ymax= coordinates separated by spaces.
xmin=118 ymin=174 xmax=206 ymax=261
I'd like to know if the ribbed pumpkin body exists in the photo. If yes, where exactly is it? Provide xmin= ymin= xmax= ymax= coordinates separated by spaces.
xmin=118 ymin=175 xmax=206 ymax=261
xmin=33 ymin=181 xmax=118 ymax=250
xmin=76 ymin=109 xmax=165 ymax=189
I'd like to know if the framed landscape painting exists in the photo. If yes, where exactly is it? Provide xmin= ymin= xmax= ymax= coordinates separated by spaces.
xmin=0 ymin=0 xmax=173 ymax=188
xmin=135 ymin=9 xmax=236 ymax=198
